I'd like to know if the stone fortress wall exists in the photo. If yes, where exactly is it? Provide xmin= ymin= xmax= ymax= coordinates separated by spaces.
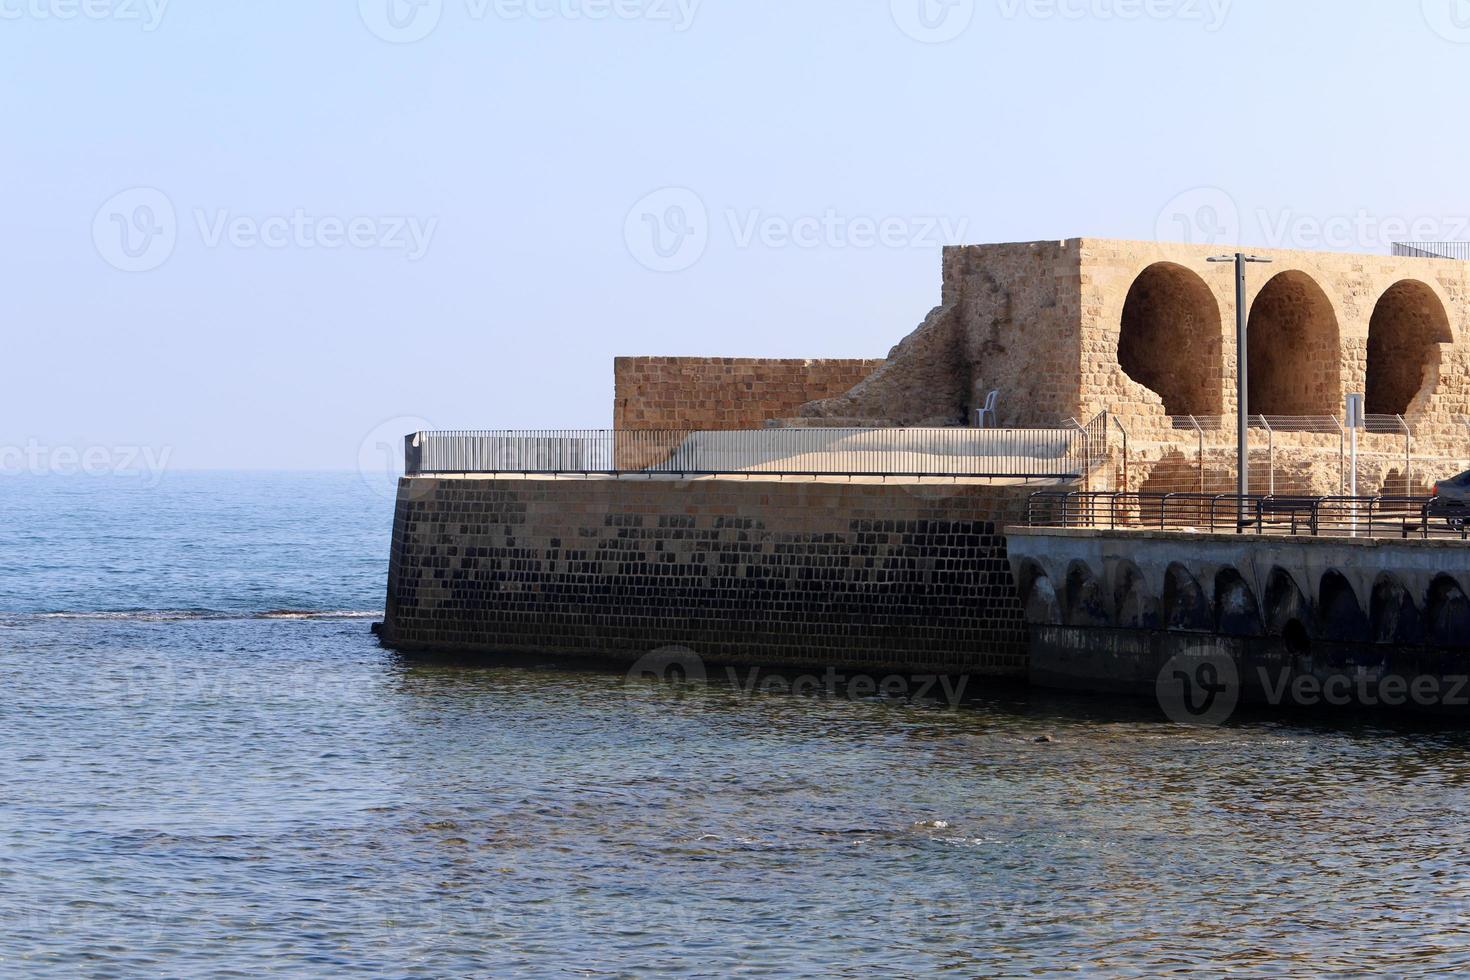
xmin=785 ymin=239 xmax=1470 ymax=497
xmin=613 ymin=356 xmax=885 ymax=431
xmin=382 ymin=237 xmax=1470 ymax=678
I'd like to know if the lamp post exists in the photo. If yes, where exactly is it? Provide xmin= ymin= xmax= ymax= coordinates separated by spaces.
xmin=1208 ymin=252 xmax=1272 ymax=527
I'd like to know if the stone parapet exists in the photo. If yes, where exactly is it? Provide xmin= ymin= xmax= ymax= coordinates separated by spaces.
xmin=614 ymin=356 xmax=885 ymax=431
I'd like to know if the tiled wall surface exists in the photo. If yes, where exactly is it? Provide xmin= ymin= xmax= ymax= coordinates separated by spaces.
xmin=383 ymin=477 xmax=1032 ymax=675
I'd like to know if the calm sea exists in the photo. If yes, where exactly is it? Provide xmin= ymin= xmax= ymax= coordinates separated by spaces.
xmin=3 ymin=471 xmax=1469 ymax=976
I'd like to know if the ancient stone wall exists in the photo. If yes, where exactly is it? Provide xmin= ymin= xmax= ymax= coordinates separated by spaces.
xmin=382 ymin=476 xmax=1032 ymax=675
xmin=1075 ymin=239 xmax=1470 ymax=428
xmin=792 ymin=238 xmax=1470 ymax=493
xmin=614 ymin=357 xmax=884 ymax=430
xmin=801 ymin=241 xmax=1084 ymax=427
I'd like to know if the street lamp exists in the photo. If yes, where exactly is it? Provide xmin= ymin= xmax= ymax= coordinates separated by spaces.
xmin=1208 ymin=252 xmax=1273 ymax=526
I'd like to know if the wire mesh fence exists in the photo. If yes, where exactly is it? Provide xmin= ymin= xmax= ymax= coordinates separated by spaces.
xmin=1105 ymin=414 xmax=1464 ymax=499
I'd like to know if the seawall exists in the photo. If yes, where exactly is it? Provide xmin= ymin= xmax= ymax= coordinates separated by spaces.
xmin=1007 ymin=528 xmax=1470 ymax=713
xmin=381 ymin=476 xmax=1036 ymax=675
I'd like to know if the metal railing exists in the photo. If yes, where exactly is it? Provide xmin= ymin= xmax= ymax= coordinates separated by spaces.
xmin=405 ymin=424 xmax=1107 ymax=480
xmin=1393 ymin=242 xmax=1470 ymax=261
xmin=1118 ymin=413 xmax=1426 ymax=498
xmin=1027 ymin=491 xmax=1470 ymax=540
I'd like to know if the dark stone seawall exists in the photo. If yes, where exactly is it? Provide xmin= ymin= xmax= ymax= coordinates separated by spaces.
xmin=381 ymin=477 xmax=1035 ymax=675
xmin=1007 ymin=528 xmax=1470 ymax=714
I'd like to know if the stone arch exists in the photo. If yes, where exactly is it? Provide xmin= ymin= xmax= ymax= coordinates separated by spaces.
xmin=1017 ymin=560 xmax=1062 ymax=626
xmin=1366 ymin=280 xmax=1452 ymax=416
xmin=1065 ymin=561 xmax=1110 ymax=628
xmin=1318 ymin=570 xmax=1369 ymax=645
xmin=1378 ymin=468 xmax=1433 ymax=499
xmin=1264 ymin=567 xmax=1313 ymax=638
xmin=1425 ymin=575 xmax=1470 ymax=649
xmin=1214 ymin=567 xmax=1262 ymax=637
xmin=1118 ymin=262 xmax=1224 ymax=416
xmin=1371 ymin=573 xmax=1422 ymax=646
xmin=1162 ymin=563 xmax=1212 ymax=632
xmin=1246 ymin=271 xmax=1341 ymax=417
xmin=1112 ymin=560 xmax=1159 ymax=629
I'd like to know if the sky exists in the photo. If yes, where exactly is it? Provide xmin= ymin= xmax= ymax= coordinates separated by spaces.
xmin=2 ymin=0 xmax=1468 ymax=475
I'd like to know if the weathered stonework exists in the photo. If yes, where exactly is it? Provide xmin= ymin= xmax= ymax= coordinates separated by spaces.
xmin=383 ymin=476 xmax=1032 ymax=675
xmin=383 ymin=238 xmax=1470 ymax=674
xmin=614 ymin=356 xmax=885 ymax=431
xmin=801 ymin=241 xmax=1083 ymax=427
xmin=793 ymin=239 xmax=1470 ymax=496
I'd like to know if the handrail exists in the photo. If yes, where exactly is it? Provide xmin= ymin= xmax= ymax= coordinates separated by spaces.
xmin=1393 ymin=242 xmax=1470 ymax=261
xmin=1025 ymin=491 xmax=1470 ymax=540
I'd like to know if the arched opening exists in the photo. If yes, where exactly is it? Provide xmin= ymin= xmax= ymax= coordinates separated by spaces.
xmin=1214 ymin=567 xmax=1262 ymax=637
xmin=1162 ymin=563 xmax=1212 ymax=632
xmin=1370 ymin=573 xmax=1421 ymax=646
xmin=1017 ymin=561 xmax=1062 ymax=626
xmin=1366 ymin=281 xmax=1452 ymax=416
xmin=1246 ymin=272 xmax=1341 ymax=416
xmin=1319 ymin=571 xmax=1369 ymax=646
xmin=1425 ymin=575 xmax=1470 ymax=649
xmin=1065 ymin=562 xmax=1109 ymax=628
xmin=1264 ymin=567 xmax=1313 ymax=637
xmin=1112 ymin=561 xmax=1158 ymax=629
xmin=1118 ymin=263 xmax=1224 ymax=416
xmin=1378 ymin=468 xmax=1433 ymax=499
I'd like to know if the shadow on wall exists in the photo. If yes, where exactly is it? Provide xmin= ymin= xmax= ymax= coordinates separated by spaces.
xmin=1245 ymin=271 xmax=1342 ymax=418
xmin=1118 ymin=263 xmax=1224 ymax=417
xmin=1366 ymin=281 xmax=1453 ymax=417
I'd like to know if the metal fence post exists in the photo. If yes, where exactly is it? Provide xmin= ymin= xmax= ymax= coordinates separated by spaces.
xmin=1112 ymin=415 xmax=1130 ymax=492
xmin=1399 ymin=414 xmax=1411 ymax=494
xmin=1259 ymin=415 xmax=1274 ymax=496
xmin=1188 ymin=416 xmax=1205 ymax=493
xmin=1332 ymin=414 xmax=1345 ymax=494
xmin=404 ymin=433 xmax=423 ymax=476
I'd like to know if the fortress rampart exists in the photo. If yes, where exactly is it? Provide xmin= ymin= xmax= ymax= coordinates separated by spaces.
xmin=613 ymin=356 xmax=885 ymax=431
xmin=382 ymin=238 xmax=1470 ymax=706
xmin=382 ymin=476 xmax=1031 ymax=675
xmin=782 ymin=239 xmax=1470 ymax=497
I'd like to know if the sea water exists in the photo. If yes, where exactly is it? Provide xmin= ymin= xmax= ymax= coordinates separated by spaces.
xmin=3 ymin=472 xmax=1469 ymax=976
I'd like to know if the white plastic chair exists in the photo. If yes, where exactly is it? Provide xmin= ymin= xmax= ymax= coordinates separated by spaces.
xmin=976 ymin=390 xmax=999 ymax=429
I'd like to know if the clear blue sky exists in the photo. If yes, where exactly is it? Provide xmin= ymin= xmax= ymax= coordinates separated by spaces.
xmin=3 ymin=0 xmax=1466 ymax=471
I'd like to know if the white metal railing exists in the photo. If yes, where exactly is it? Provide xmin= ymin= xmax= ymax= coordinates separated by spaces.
xmin=404 ymin=424 xmax=1105 ymax=480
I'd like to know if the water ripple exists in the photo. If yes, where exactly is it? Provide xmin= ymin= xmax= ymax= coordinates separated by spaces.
xmin=4 ymin=616 xmax=1470 ymax=976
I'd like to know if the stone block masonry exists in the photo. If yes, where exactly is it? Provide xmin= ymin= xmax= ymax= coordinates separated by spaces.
xmin=793 ymin=238 xmax=1470 ymax=496
xmin=614 ymin=357 xmax=886 ymax=431
xmin=382 ymin=476 xmax=1033 ymax=676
